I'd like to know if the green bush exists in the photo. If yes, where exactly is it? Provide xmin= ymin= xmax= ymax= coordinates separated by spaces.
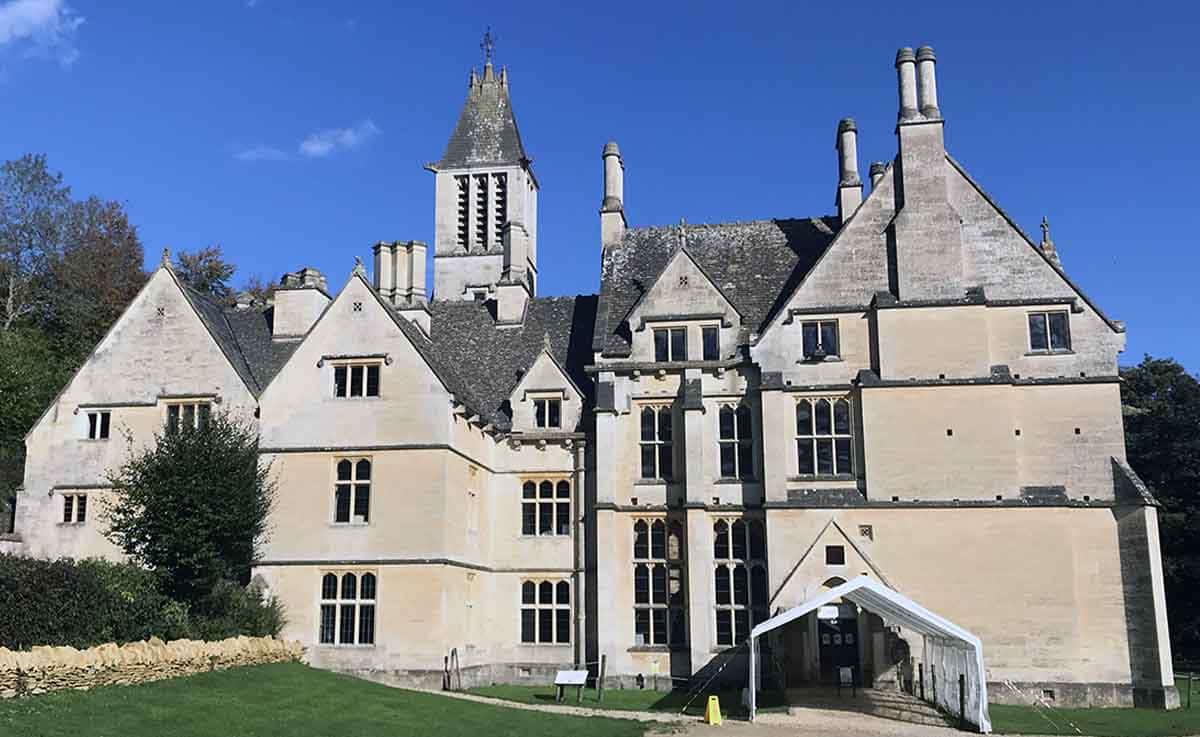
xmin=0 ymin=554 xmax=283 ymax=650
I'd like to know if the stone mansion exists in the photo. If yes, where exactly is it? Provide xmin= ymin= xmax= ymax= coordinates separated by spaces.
xmin=1 ymin=46 xmax=1178 ymax=709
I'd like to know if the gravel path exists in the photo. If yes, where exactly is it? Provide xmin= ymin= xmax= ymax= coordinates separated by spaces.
xmin=413 ymin=689 xmax=1064 ymax=736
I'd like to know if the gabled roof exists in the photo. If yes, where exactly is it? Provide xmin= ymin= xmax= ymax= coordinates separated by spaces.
xmin=426 ymin=296 xmax=597 ymax=431
xmin=621 ymin=245 xmax=743 ymax=327
xmin=594 ymin=218 xmax=838 ymax=356
xmin=437 ymin=64 xmax=528 ymax=170
xmin=171 ymin=271 xmax=300 ymax=397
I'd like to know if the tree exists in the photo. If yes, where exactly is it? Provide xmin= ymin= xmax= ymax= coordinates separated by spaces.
xmin=105 ymin=411 xmax=275 ymax=602
xmin=42 ymin=196 xmax=147 ymax=363
xmin=175 ymin=245 xmax=235 ymax=300
xmin=1121 ymin=356 xmax=1200 ymax=663
xmin=238 ymin=274 xmax=276 ymax=306
xmin=0 ymin=154 xmax=72 ymax=331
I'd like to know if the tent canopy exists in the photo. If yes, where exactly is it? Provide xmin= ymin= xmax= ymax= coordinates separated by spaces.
xmin=747 ymin=576 xmax=991 ymax=732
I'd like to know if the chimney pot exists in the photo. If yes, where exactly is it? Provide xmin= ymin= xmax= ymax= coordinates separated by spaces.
xmin=835 ymin=118 xmax=863 ymax=222
xmin=916 ymin=45 xmax=941 ymax=118
xmin=869 ymin=161 xmax=887 ymax=187
xmin=601 ymin=140 xmax=627 ymax=250
xmin=895 ymin=47 xmax=919 ymax=122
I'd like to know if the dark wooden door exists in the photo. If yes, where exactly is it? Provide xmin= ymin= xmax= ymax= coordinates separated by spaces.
xmin=818 ymin=618 xmax=859 ymax=685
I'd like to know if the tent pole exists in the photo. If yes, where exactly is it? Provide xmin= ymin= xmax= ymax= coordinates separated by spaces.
xmin=749 ymin=635 xmax=757 ymax=721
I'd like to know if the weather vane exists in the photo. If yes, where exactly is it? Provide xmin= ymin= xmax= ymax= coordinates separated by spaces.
xmin=481 ymin=27 xmax=495 ymax=66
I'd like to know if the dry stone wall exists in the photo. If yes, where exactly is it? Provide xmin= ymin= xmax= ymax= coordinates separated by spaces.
xmin=0 ymin=635 xmax=302 ymax=698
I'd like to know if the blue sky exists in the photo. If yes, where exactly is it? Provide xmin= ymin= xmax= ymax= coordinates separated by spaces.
xmin=1 ymin=0 xmax=1196 ymax=370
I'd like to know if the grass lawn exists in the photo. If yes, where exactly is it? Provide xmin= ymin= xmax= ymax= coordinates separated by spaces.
xmin=0 ymin=662 xmax=653 ymax=737
xmin=466 ymin=683 xmax=788 ymax=719
xmin=989 ymin=677 xmax=1200 ymax=736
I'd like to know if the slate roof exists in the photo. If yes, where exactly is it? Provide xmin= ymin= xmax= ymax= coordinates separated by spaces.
xmin=177 ymin=281 xmax=300 ymax=397
xmin=594 ymin=218 xmax=839 ymax=356
xmin=403 ymin=296 xmax=597 ymax=431
xmin=437 ymin=66 xmax=528 ymax=169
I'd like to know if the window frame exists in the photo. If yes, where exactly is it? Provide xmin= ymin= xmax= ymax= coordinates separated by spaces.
xmin=165 ymin=401 xmax=211 ymax=434
xmin=701 ymin=325 xmax=720 ymax=361
xmin=521 ymin=479 xmax=572 ymax=537
xmin=318 ymin=571 xmax=377 ymax=646
xmin=717 ymin=404 xmax=755 ymax=480
xmin=60 ymin=493 xmax=88 ymax=525
xmin=713 ymin=518 xmax=769 ymax=647
xmin=520 ymin=579 xmax=572 ymax=645
xmin=632 ymin=518 xmax=687 ymax=648
xmin=333 ymin=457 xmax=372 ymax=525
xmin=638 ymin=405 xmax=675 ymax=481
xmin=1027 ymin=310 xmax=1071 ymax=353
xmin=652 ymin=326 xmax=688 ymax=362
xmin=85 ymin=410 xmax=111 ymax=440
xmin=533 ymin=396 xmax=563 ymax=429
xmin=332 ymin=360 xmax=383 ymax=399
xmin=795 ymin=396 xmax=855 ymax=477
xmin=800 ymin=320 xmax=840 ymax=360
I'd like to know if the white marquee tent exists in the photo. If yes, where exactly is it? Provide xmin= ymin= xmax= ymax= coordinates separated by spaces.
xmin=747 ymin=576 xmax=991 ymax=732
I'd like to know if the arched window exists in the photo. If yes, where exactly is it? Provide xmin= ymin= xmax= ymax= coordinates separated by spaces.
xmin=521 ymin=579 xmax=571 ymax=644
xmin=639 ymin=406 xmax=674 ymax=480
xmin=521 ymin=478 xmax=572 ymax=536
xmin=334 ymin=458 xmax=371 ymax=524
xmin=319 ymin=570 xmax=376 ymax=646
xmin=713 ymin=518 xmax=769 ymax=647
xmin=633 ymin=518 xmax=686 ymax=647
xmin=796 ymin=397 xmax=854 ymax=476
xmin=718 ymin=405 xmax=754 ymax=480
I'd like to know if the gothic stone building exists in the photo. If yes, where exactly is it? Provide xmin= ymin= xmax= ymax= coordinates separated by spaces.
xmin=1 ymin=47 xmax=1178 ymax=709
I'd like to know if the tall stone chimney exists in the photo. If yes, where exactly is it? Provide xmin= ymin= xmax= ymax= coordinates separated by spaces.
xmin=273 ymin=267 xmax=330 ymax=338
xmin=835 ymin=118 xmax=863 ymax=222
xmin=600 ymin=141 xmax=626 ymax=250
xmin=496 ymin=221 xmax=531 ymax=325
xmin=890 ymin=44 xmax=964 ymax=300
xmin=373 ymin=241 xmax=430 ymax=333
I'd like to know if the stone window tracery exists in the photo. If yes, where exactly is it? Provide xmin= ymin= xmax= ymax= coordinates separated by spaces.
xmin=633 ymin=518 xmax=686 ymax=647
xmin=319 ymin=571 xmax=376 ymax=645
xmin=639 ymin=405 xmax=674 ymax=481
xmin=718 ymin=404 xmax=754 ymax=480
xmin=713 ymin=518 xmax=768 ymax=647
xmin=795 ymin=397 xmax=853 ymax=476
xmin=521 ymin=479 xmax=571 ymax=536
xmin=520 ymin=579 xmax=570 ymax=644
xmin=334 ymin=458 xmax=371 ymax=524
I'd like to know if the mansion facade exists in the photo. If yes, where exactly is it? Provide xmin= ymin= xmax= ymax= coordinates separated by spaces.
xmin=1 ymin=46 xmax=1178 ymax=709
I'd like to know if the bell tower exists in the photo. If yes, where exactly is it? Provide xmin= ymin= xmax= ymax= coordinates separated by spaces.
xmin=428 ymin=32 xmax=538 ymax=301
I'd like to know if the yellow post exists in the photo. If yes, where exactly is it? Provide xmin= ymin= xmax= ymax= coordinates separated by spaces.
xmin=704 ymin=695 xmax=723 ymax=726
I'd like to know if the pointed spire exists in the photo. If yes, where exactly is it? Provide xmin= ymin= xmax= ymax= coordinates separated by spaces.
xmin=437 ymin=31 xmax=528 ymax=169
xmin=1040 ymin=216 xmax=1062 ymax=269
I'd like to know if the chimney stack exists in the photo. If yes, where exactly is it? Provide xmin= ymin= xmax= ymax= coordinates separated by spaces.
xmin=273 ymin=267 xmax=330 ymax=338
xmin=890 ymin=44 xmax=963 ymax=300
xmin=869 ymin=161 xmax=887 ymax=188
xmin=600 ymin=141 xmax=626 ymax=251
xmin=896 ymin=47 xmax=919 ymax=123
xmin=916 ymin=46 xmax=940 ymax=118
xmin=835 ymin=118 xmax=863 ymax=222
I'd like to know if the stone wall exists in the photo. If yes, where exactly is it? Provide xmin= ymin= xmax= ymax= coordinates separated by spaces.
xmin=0 ymin=635 xmax=302 ymax=698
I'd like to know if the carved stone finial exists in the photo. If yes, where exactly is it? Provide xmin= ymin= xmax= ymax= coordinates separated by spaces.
xmin=543 ymin=332 xmax=552 ymax=352
xmin=480 ymin=27 xmax=495 ymax=66
xmin=678 ymin=217 xmax=687 ymax=250
xmin=353 ymin=256 xmax=366 ymax=277
xmin=1039 ymin=216 xmax=1062 ymax=268
xmin=161 ymin=248 xmax=171 ymax=267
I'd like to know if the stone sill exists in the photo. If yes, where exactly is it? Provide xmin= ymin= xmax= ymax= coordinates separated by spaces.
xmin=787 ymin=474 xmax=857 ymax=483
xmin=0 ymin=533 xmax=22 ymax=542
xmin=714 ymin=478 xmax=758 ymax=485
xmin=1025 ymin=349 xmax=1075 ymax=357
xmin=627 ymin=646 xmax=685 ymax=653
xmin=796 ymin=356 xmax=845 ymax=365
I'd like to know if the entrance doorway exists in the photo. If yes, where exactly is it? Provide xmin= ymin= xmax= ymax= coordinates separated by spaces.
xmin=817 ymin=608 xmax=859 ymax=684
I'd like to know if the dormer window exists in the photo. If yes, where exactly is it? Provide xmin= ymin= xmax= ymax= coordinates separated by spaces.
xmin=801 ymin=320 xmax=839 ymax=360
xmin=702 ymin=326 xmax=720 ymax=361
xmin=534 ymin=397 xmax=562 ymax=429
xmin=333 ymin=362 xmax=381 ymax=398
xmin=653 ymin=327 xmax=687 ymax=362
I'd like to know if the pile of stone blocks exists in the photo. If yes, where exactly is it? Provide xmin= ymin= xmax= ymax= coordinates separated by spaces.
xmin=0 ymin=635 xmax=303 ymax=698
